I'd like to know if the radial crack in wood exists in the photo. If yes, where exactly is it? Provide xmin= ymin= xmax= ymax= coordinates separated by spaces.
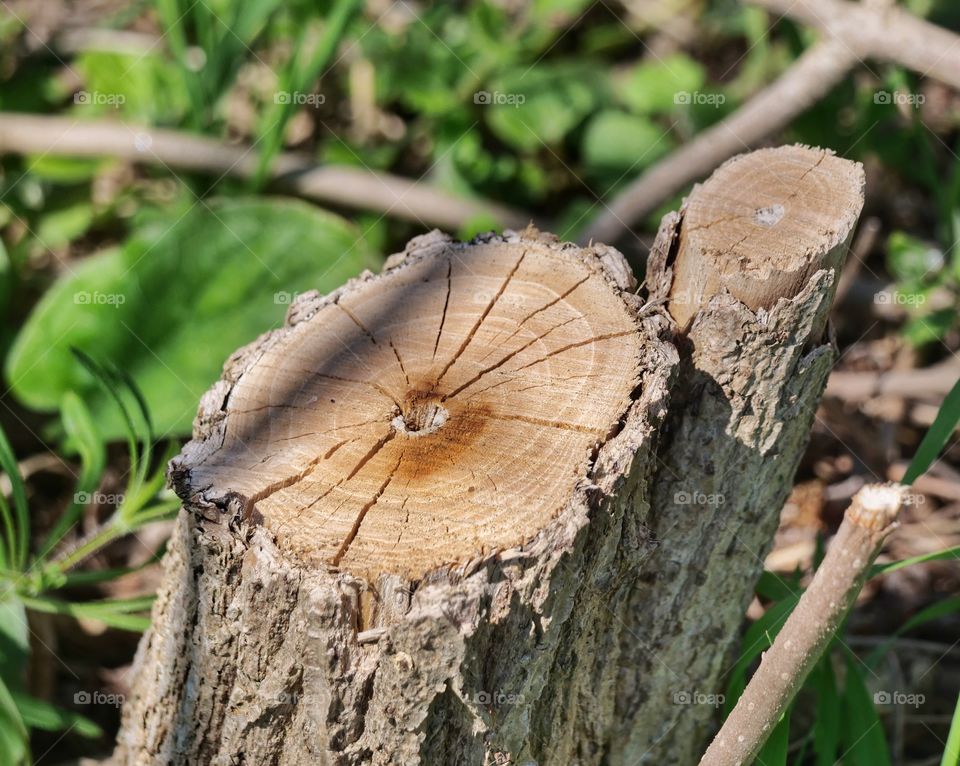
xmin=172 ymin=230 xmax=644 ymax=582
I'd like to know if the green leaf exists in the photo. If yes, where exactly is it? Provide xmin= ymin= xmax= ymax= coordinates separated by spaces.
xmin=866 ymin=595 xmax=960 ymax=667
xmin=887 ymin=231 xmax=944 ymax=283
xmin=581 ymin=111 xmax=673 ymax=174
xmin=485 ymin=62 xmax=605 ymax=151
xmin=810 ymin=658 xmax=841 ymax=766
xmin=75 ymin=50 xmax=190 ymax=124
xmin=6 ymin=198 xmax=379 ymax=439
xmin=0 ymin=596 xmax=29 ymax=692
xmin=943 ymin=691 xmax=960 ymax=766
xmin=902 ymin=376 xmax=960 ymax=483
xmin=870 ymin=545 xmax=960 ymax=577
xmin=21 ymin=595 xmax=153 ymax=632
xmin=0 ymin=675 xmax=28 ymax=766
xmin=0 ymin=424 xmax=28 ymax=569
xmin=903 ymin=308 xmax=956 ymax=347
xmin=12 ymin=691 xmax=102 ymax=738
xmin=40 ymin=392 xmax=108 ymax=558
xmin=841 ymin=654 xmax=891 ymax=766
xmin=756 ymin=708 xmax=790 ymax=765
xmin=617 ymin=53 xmax=706 ymax=115
xmin=755 ymin=570 xmax=802 ymax=602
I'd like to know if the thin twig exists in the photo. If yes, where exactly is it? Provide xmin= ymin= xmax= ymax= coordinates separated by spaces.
xmin=699 ymin=483 xmax=907 ymax=766
xmin=825 ymin=359 xmax=960 ymax=402
xmin=0 ymin=113 xmax=530 ymax=232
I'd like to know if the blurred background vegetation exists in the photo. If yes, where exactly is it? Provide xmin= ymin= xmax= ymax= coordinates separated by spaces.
xmin=0 ymin=0 xmax=959 ymax=763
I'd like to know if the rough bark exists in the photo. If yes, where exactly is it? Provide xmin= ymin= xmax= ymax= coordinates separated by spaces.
xmin=112 ymin=145 xmax=864 ymax=766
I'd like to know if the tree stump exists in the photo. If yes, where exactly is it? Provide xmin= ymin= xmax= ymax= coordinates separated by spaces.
xmin=113 ymin=145 xmax=864 ymax=766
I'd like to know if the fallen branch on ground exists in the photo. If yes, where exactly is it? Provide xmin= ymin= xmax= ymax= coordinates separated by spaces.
xmin=0 ymin=113 xmax=530 ymax=231
xmin=825 ymin=359 xmax=960 ymax=402
xmin=698 ymin=483 xmax=907 ymax=766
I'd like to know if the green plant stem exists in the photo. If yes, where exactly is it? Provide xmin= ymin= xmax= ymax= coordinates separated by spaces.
xmin=51 ymin=500 xmax=178 ymax=572
xmin=253 ymin=0 xmax=363 ymax=187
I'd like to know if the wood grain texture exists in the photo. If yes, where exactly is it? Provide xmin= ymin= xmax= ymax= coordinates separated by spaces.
xmin=179 ymin=232 xmax=643 ymax=581
xmin=669 ymin=145 xmax=864 ymax=329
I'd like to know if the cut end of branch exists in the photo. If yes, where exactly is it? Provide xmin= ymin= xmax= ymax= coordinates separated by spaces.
xmin=848 ymin=482 xmax=907 ymax=532
xmin=668 ymin=144 xmax=865 ymax=329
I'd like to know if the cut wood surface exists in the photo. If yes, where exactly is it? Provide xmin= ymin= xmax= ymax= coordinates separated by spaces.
xmin=114 ymin=145 xmax=865 ymax=766
xmin=668 ymin=145 xmax=864 ymax=328
xmin=180 ymin=237 xmax=642 ymax=582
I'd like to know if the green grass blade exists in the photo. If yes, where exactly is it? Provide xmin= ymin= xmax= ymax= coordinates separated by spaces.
xmin=21 ymin=594 xmax=153 ymax=632
xmin=870 ymin=545 xmax=960 ymax=577
xmin=756 ymin=708 xmax=790 ymax=765
xmin=0 ymin=424 xmax=28 ymax=569
xmin=841 ymin=652 xmax=892 ymax=766
xmin=253 ymin=0 xmax=363 ymax=186
xmin=723 ymin=593 xmax=802 ymax=715
xmin=942 ymin=691 xmax=960 ymax=766
xmin=866 ymin=595 xmax=960 ymax=668
xmin=0 ymin=675 xmax=28 ymax=765
xmin=39 ymin=392 xmax=107 ymax=560
xmin=903 ymin=375 xmax=960 ymax=484
xmin=11 ymin=692 xmax=102 ymax=738
xmin=810 ymin=657 xmax=841 ymax=766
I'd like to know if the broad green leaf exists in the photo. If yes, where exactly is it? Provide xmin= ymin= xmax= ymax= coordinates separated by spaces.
xmin=34 ymin=200 xmax=95 ymax=251
xmin=25 ymin=155 xmax=103 ymax=184
xmin=841 ymin=654 xmax=891 ymax=766
xmin=903 ymin=376 xmax=960 ymax=483
xmin=581 ymin=111 xmax=673 ymax=174
xmin=903 ymin=308 xmax=955 ymax=347
xmin=6 ymin=199 xmax=379 ymax=439
xmin=75 ymin=50 xmax=189 ymax=123
xmin=486 ymin=62 xmax=605 ymax=151
xmin=617 ymin=53 xmax=706 ymax=115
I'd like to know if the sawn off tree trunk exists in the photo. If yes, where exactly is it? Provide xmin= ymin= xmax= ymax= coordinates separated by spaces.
xmin=112 ymin=145 xmax=864 ymax=766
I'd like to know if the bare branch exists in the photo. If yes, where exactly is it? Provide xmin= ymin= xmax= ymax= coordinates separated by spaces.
xmin=698 ymin=483 xmax=907 ymax=766
xmin=0 ymin=114 xmax=530 ymax=232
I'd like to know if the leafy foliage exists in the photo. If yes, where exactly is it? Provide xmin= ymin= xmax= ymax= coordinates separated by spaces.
xmin=6 ymin=199 xmax=378 ymax=439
